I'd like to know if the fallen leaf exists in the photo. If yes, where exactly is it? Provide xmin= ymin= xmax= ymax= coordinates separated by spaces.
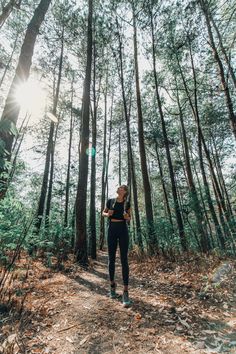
xmin=135 ymin=313 xmax=142 ymax=320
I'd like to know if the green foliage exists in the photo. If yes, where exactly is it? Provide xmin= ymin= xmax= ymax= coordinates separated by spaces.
xmin=0 ymin=195 xmax=27 ymax=266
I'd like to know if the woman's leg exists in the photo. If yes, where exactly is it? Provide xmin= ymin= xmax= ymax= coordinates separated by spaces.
xmin=118 ymin=224 xmax=129 ymax=288
xmin=107 ymin=223 xmax=118 ymax=284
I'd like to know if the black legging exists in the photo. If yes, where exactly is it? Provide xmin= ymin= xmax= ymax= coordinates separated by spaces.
xmin=107 ymin=221 xmax=129 ymax=286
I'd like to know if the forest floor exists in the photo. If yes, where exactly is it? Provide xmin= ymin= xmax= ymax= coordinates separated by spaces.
xmin=0 ymin=251 xmax=236 ymax=354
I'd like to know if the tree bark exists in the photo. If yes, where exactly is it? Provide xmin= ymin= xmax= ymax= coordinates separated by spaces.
xmin=149 ymin=5 xmax=186 ymax=251
xmin=0 ymin=0 xmax=22 ymax=29
xmin=175 ymin=44 xmax=225 ymax=249
xmin=89 ymin=38 xmax=99 ymax=260
xmin=154 ymin=142 xmax=173 ymax=228
xmin=35 ymin=121 xmax=54 ymax=232
xmin=209 ymin=14 xmax=236 ymax=90
xmin=118 ymin=126 xmax=122 ymax=185
xmin=132 ymin=3 xmax=156 ymax=251
xmin=0 ymin=33 xmax=19 ymax=88
xmin=64 ymin=79 xmax=75 ymax=227
xmin=199 ymin=0 xmax=236 ymax=139
xmin=99 ymin=74 xmax=108 ymax=251
xmin=175 ymin=79 xmax=210 ymax=252
xmin=0 ymin=0 xmax=52 ymax=198
xmin=75 ymin=0 xmax=93 ymax=265
xmin=45 ymin=27 xmax=64 ymax=223
xmin=116 ymin=19 xmax=143 ymax=250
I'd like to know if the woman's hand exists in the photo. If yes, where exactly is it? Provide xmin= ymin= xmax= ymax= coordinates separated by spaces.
xmin=107 ymin=209 xmax=114 ymax=217
xmin=123 ymin=212 xmax=131 ymax=221
xmin=102 ymin=208 xmax=114 ymax=217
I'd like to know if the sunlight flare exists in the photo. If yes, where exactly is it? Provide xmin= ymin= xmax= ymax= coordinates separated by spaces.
xmin=15 ymin=79 xmax=47 ymax=120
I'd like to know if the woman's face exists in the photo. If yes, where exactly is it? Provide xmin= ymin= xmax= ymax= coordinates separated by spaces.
xmin=117 ymin=186 xmax=127 ymax=198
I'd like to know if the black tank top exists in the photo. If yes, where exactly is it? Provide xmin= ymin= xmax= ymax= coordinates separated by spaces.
xmin=106 ymin=198 xmax=130 ymax=220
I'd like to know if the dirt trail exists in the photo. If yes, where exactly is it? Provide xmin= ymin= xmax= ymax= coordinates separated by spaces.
xmin=2 ymin=251 xmax=236 ymax=353
xmin=20 ymin=251 xmax=236 ymax=354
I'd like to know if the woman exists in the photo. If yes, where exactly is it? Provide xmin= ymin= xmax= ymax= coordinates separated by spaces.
xmin=102 ymin=185 xmax=131 ymax=307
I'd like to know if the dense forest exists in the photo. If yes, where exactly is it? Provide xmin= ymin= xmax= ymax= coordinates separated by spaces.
xmin=1 ymin=0 xmax=235 ymax=264
xmin=0 ymin=0 xmax=236 ymax=352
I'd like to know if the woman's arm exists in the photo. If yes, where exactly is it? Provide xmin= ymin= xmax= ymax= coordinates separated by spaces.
xmin=102 ymin=207 xmax=109 ymax=217
xmin=102 ymin=207 xmax=114 ymax=217
xmin=123 ymin=208 xmax=131 ymax=221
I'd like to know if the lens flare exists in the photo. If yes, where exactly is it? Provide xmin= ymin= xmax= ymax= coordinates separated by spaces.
xmin=86 ymin=146 xmax=96 ymax=157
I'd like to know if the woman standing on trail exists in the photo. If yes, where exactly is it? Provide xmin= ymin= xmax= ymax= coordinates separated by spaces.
xmin=102 ymin=185 xmax=131 ymax=307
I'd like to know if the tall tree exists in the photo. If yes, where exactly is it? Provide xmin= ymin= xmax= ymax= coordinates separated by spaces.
xmin=0 ymin=0 xmax=52 ymax=198
xmin=45 ymin=26 xmax=64 ymax=223
xmin=115 ymin=18 xmax=143 ymax=250
xmin=132 ymin=2 xmax=156 ymax=251
xmin=149 ymin=3 xmax=187 ymax=251
xmin=64 ymin=78 xmax=75 ymax=228
xmin=0 ymin=0 xmax=22 ymax=29
xmin=198 ymin=0 xmax=236 ymax=139
xmin=75 ymin=0 xmax=93 ymax=265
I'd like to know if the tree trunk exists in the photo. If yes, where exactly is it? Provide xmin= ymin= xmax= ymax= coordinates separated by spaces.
xmin=0 ymin=0 xmax=22 ymax=29
xmin=35 ymin=121 xmax=54 ymax=232
xmin=9 ymin=116 xmax=29 ymax=183
xmin=0 ymin=0 xmax=52 ymax=198
xmin=89 ymin=40 xmax=98 ymax=260
xmin=175 ymin=41 xmax=226 ymax=249
xmin=154 ymin=142 xmax=173 ymax=228
xmin=45 ymin=27 xmax=64 ymax=223
xmin=209 ymin=14 xmax=236 ymax=90
xmin=190 ymin=149 xmax=216 ymax=248
xmin=75 ymin=0 xmax=93 ymax=265
xmin=0 ymin=33 xmax=19 ymax=88
xmin=116 ymin=18 xmax=143 ymax=250
xmin=188 ymin=39 xmax=235 ymax=231
xmin=149 ymin=6 xmax=186 ymax=251
xmin=132 ymin=4 xmax=155 ymax=251
xmin=199 ymin=0 xmax=236 ymax=139
xmin=211 ymin=135 xmax=234 ymax=217
xmin=118 ymin=126 xmax=122 ymax=185
xmin=175 ymin=80 xmax=210 ymax=252
xmin=99 ymin=73 xmax=108 ymax=251
xmin=64 ymin=79 xmax=75 ymax=227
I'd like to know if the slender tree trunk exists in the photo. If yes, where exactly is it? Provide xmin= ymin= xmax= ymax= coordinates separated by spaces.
xmin=211 ymin=135 xmax=234 ymax=217
xmin=64 ymin=79 xmax=75 ymax=227
xmin=116 ymin=18 xmax=143 ymax=250
xmin=149 ymin=7 xmax=186 ymax=251
xmin=132 ymin=4 xmax=155 ymax=251
xmin=0 ymin=0 xmax=52 ymax=198
xmin=0 ymin=0 xmax=22 ymax=29
xmin=9 ymin=116 xmax=29 ymax=183
xmin=75 ymin=0 xmax=93 ymax=265
xmin=118 ymin=126 xmax=122 ymax=185
xmin=89 ymin=39 xmax=98 ymax=259
xmin=99 ymin=76 xmax=108 ymax=250
xmin=175 ymin=81 xmax=210 ymax=252
xmin=154 ymin=142 xmax=173 ymax=228
xmin=199 ymin=0 xmax=236 ymax=139
xmin=35 ymin=121 xmax=54 ymax=232
xmin=0 ymin=33 xmax=19 ymax=88
xmin=188 ymin=40 xmax=235 ymax=232
xmin=175 ymin=42 xmax=225 ymax=249
xmin=209 ymin=15 xmax=236 ymax=90
xmin=45 ymin=27 xmax=64 ymax=223
xmin=104 ymin=96 xmax=113 ymax=191
xmin=191 ymin=149 xmax=215 ymax=248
